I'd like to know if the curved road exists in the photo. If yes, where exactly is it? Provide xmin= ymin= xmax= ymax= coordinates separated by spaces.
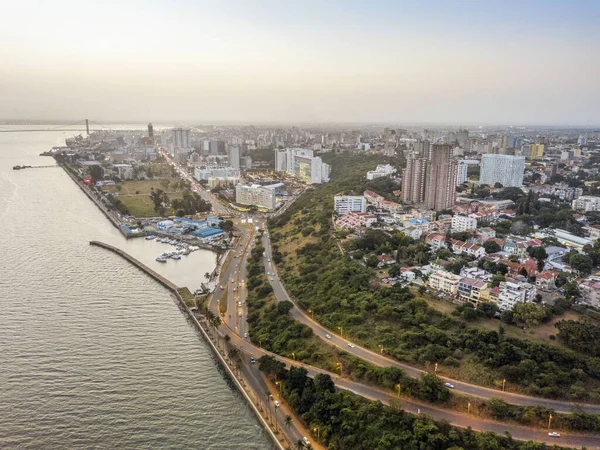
xmin=261 ymin=229 xmax=600 ymax=416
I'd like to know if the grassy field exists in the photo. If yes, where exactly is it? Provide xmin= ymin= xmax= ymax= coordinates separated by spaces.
xmin=102 ymin=179 xmax=185 ymax=217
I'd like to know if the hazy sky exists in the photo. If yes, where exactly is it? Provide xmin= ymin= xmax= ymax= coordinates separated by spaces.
xmin=1 ymin=0 xmax=599 ymax=125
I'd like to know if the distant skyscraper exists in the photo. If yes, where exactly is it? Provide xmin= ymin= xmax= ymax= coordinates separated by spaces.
xmin=402 ymin=156 xmax=428 ymax=204
xmin=228 ymin=145 xmax=241 ymax=170
xmin=413 ymin=139 xmax=431 ymax=159
xmin=529 ymin=143 xmax=545 ymax=160
xmin=480 ymin=154 xmax=525 ymax=187
xmin=209 ymin=140 xmax=226 ymax=155
xmin=148 ymin=123 xmax=154 ymax=138
xmin=424 ymin=144 xmax=457 ymax=211
xmin=172 ymin=128 xmax=190 ymax=149
xmin=456 ymin=160 xmax=468 ymax=185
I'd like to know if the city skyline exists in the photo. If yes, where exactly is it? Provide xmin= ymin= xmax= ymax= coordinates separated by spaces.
xmin=1 ymin=0 xmax=599 ymax=125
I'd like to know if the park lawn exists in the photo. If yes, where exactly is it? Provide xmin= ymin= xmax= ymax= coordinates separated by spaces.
xmin=102 ymin=179 xmax=185 ymax=217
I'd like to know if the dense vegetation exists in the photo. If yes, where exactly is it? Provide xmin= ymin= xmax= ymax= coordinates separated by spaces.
xmin=259 ymin=360 xmax=570 ymax=450
xmin=268 ymin=154 xmax=600 ymax=401
xmin=245 ymin=233 xmax=451 ymax=404
xmin=556 ymin=320 xmax=600 ymax=357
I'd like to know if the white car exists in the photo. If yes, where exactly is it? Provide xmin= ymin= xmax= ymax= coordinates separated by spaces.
xmin=274 ymin=400 xmax=280 ymax=407
xmin=444 ymin=382 xmax=455 ymax=389
xmin=302 ymin=437 xmax=310 ymax=446
xmin=548 ymin=432 xmax=561 ymax=438
xmin=238 ymin=312 xmax=242 ymax=317
xmin=231 ymin=279 xmax=235 ymax=283
xmin=244 ymin=332 xmax=248 ymax=338
xmin=325 ymin=334 xmax=331 ymax=339
xmin=347 ymin=343 xmax=355 ymax=348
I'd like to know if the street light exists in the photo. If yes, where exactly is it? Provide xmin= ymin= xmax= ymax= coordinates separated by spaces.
xmin=434 ymin=362 xmax=438 ymax=374
xmin=314 ymin=427 xmax=320 ymax=441
xmin=338 ymin=326 xmax=343 ymax=339
xmin=337 ymin=362 xmax=343 ymax=376
xmin=276 ymin=381 xmax=282 ymax=395
xmin=308 ymin=309 xmax=314 ymax=320
xmin=379 ymin=344 xmax=384 ymax=354
xmin=291 ymin=352 xmax=295 ymax=361
xmin=502 ymin=378 xmax=506 ymax=392
xmin=395 ymin=384 xmax=401 ymax=399
xmin=467 ymin=401 xmax=471 ymax=415
xmin=548 ymin=414 xmax=553 ymax=431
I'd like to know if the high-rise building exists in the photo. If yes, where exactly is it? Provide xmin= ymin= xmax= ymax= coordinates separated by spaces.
xmin=530 ymin=144 xmax=545 ymax=160
xmin=148 ymin=123 xmax=154 ymax=138
xmin=228 ymin=145 xmax=241 ymax=170
xmin=413 ymin=139 xmax=431 ymax=159
xmin=479 ymin=154 xmax=525 ymax=187
xmin=172 ymin=128 xmax=190 ymax=149
xmin=456 ymin=160 xmax=468 ymax=185
xmin=401 ymin=156 xmax=428 ymax=204
xmin=274 ymin=148 xmax=330 ymax=184
xmin=209 ymin=140 xmax=226 ymax=155
xmin=425 ymin=144 xmax=457 ymax=211
xmin=333 ymin=196 xmax=367 ymax=214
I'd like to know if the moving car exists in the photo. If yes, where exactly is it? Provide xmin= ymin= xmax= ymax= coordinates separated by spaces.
xmin=347 ymin=343 xmax=355 ymax=348
xmin=244 ymin=332 xmax=248 ymax=338
xmin=302 ymin=437 xmax=310 ymax=446
xmin=238 ymin=312 xmax=242 ymax=317
xmin=444 ymin=382 xmax=455 ymax=389
xmin=325 ymin=334 xmax=331 ymax=339
xmin=548 ymin=432 xmax=561 ymax=438
xmin=250 ymin=356 xmax=256 ymax=364
xmin=274 ymin=400 xmax=280 ymax=407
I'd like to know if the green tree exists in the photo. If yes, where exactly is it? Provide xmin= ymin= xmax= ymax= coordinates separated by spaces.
xmin=513 ymin=302 xmax=545 ymax=329
xmin=149 ymin=189 xmax=169 ymax=216
xmin=483 ymin=240 xmax=501 ymax=254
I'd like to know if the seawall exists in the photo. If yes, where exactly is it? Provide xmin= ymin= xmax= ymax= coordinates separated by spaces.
xmin=58 ymin=163 xmax=132 ymax=238
xmin=89 ymin=241 xmax=285 ymax=450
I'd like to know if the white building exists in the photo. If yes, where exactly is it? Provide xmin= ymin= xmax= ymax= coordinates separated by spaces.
xmin=456 ymin=160 xmax=468 ymax=185
xmin=572 ymin=196 xmax=600 ymax=212
xmin=228 ymin=145 xmax=241 ymax=170
xmin=366 ymin=164 xmax=397 ymax=180
xmin=333 ymin=196 xmax=366 ymax=214
xmin=451 ymin=215 xmax=478 ymax=233
xmin=236 ymin=184 xmax=277 ymax=210
xmin=429 ymin=271 xmax=462 ymax=296
xmin=479 ymin=154 xmax=525 ymax=187
xmin=274 ymin=148 xmax=330 ymax=184
xmin=194 ymin=166 xmax=240 ymax=182
xmin=497 ymin=281 xmax=537 ymax=311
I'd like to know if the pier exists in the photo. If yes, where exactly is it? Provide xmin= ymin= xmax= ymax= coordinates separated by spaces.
xmin=88 ymin=241 xmax=285 ymax=450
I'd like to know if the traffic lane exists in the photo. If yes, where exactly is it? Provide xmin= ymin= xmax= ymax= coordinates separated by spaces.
xmin=261 ymin=232 xmax=600 ymax=415
xmin=240 ymin=360 xmax=305 ymax=446
xmin=334 ymin=380 xmax=600 ymax=449
xmin=219 ymin=324 xmax=600 ymax=448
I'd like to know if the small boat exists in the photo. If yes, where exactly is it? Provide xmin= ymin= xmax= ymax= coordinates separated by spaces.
xmin=171 ymin=254 xmax=181 ymax=260
xmin=145 ymin=235 xmax=156 ymax=240
xmin=183 ymin=249 xmax=191 ymax=255
xmin=156 ymin=256 xmax=167 ymax=263
xmin=159 ymin=238 xmax=167 ymax=243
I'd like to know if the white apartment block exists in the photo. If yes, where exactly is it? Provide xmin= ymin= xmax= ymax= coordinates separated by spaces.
xmin=572 ymin=196 xmax=600 ymax=212
xmin=274 ymin=148 xmax=330 ymax=184
xmin=235 ymin=184 xmax=277 ymax=210
xmin=194 ymin=166 xmax=240 ymax=182
xmin=480 ymin=154 xmax=525 ymax=187
xmin=428 ymin=271 xmax=462 ymax=296
xmin=451 ymin=215 xmax=478 ymax=233
xmin=334 ymin=196 xmax=366 ymax=214
xmin=497 ymin=281 xmax=537 ymax=311
xmin=366 ymin=164 xmax=397 ymax=180
xmin=456 ymin=160 xmax=468 ymax=185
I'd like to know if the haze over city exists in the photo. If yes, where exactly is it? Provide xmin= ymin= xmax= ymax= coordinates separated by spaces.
xmin=1 ymin=0 xmax=599 ymax=125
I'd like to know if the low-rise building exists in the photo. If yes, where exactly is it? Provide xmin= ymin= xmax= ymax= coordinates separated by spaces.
xmin=580 ymin=279 xmax=600 ymax=308
xmin=497 ymin=281 xmax=537 ymax=311
xmin=458 ymin=277 xmax=488 ymax=304
xmin=333 ymin=195 xmax=367 ymax=214
xmin=451 ymin=215 xmax=478 ymax=233
xmin=364 ymin=190 xmax=385 ymax=206
xmin=336 ymin=211 xmax=377 ymax=230
xmin=429 ymin=271 xmax=461 ymax=296
xmin=366 ymin=164 xmax=397 ymax=180
xmin=573 ymin=196 xmax=600 ymax=212
xmin=424 ymin=233 xmax=447 ymax=251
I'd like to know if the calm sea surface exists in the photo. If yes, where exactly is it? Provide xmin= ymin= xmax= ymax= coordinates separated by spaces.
xmin=0 ymin=126 xmax=272 ymax=449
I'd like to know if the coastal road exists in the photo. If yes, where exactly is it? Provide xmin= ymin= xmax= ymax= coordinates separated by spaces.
xmin=206 ymin=220 xmax=600 ymax=447
xmin=219 ymin=321 xmax=600 ymax=449
xmin=260 ymin=228 xmax=600 ymax=415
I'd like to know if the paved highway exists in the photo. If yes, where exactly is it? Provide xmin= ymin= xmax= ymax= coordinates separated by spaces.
xmin=260 ymin=229 xmax=600 ymax=416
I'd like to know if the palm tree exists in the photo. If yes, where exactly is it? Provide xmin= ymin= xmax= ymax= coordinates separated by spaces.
xmin=204 ymin=272 xmax=211 ymax=281
xmin=284 ymin=415 xmax=292 ymax=427
xmin=296 ymin=439 xmax=305 ymax=449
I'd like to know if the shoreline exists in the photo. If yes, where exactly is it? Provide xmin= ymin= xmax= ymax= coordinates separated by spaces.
xmin=89 ymin=241 xmax=286 ymax=450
